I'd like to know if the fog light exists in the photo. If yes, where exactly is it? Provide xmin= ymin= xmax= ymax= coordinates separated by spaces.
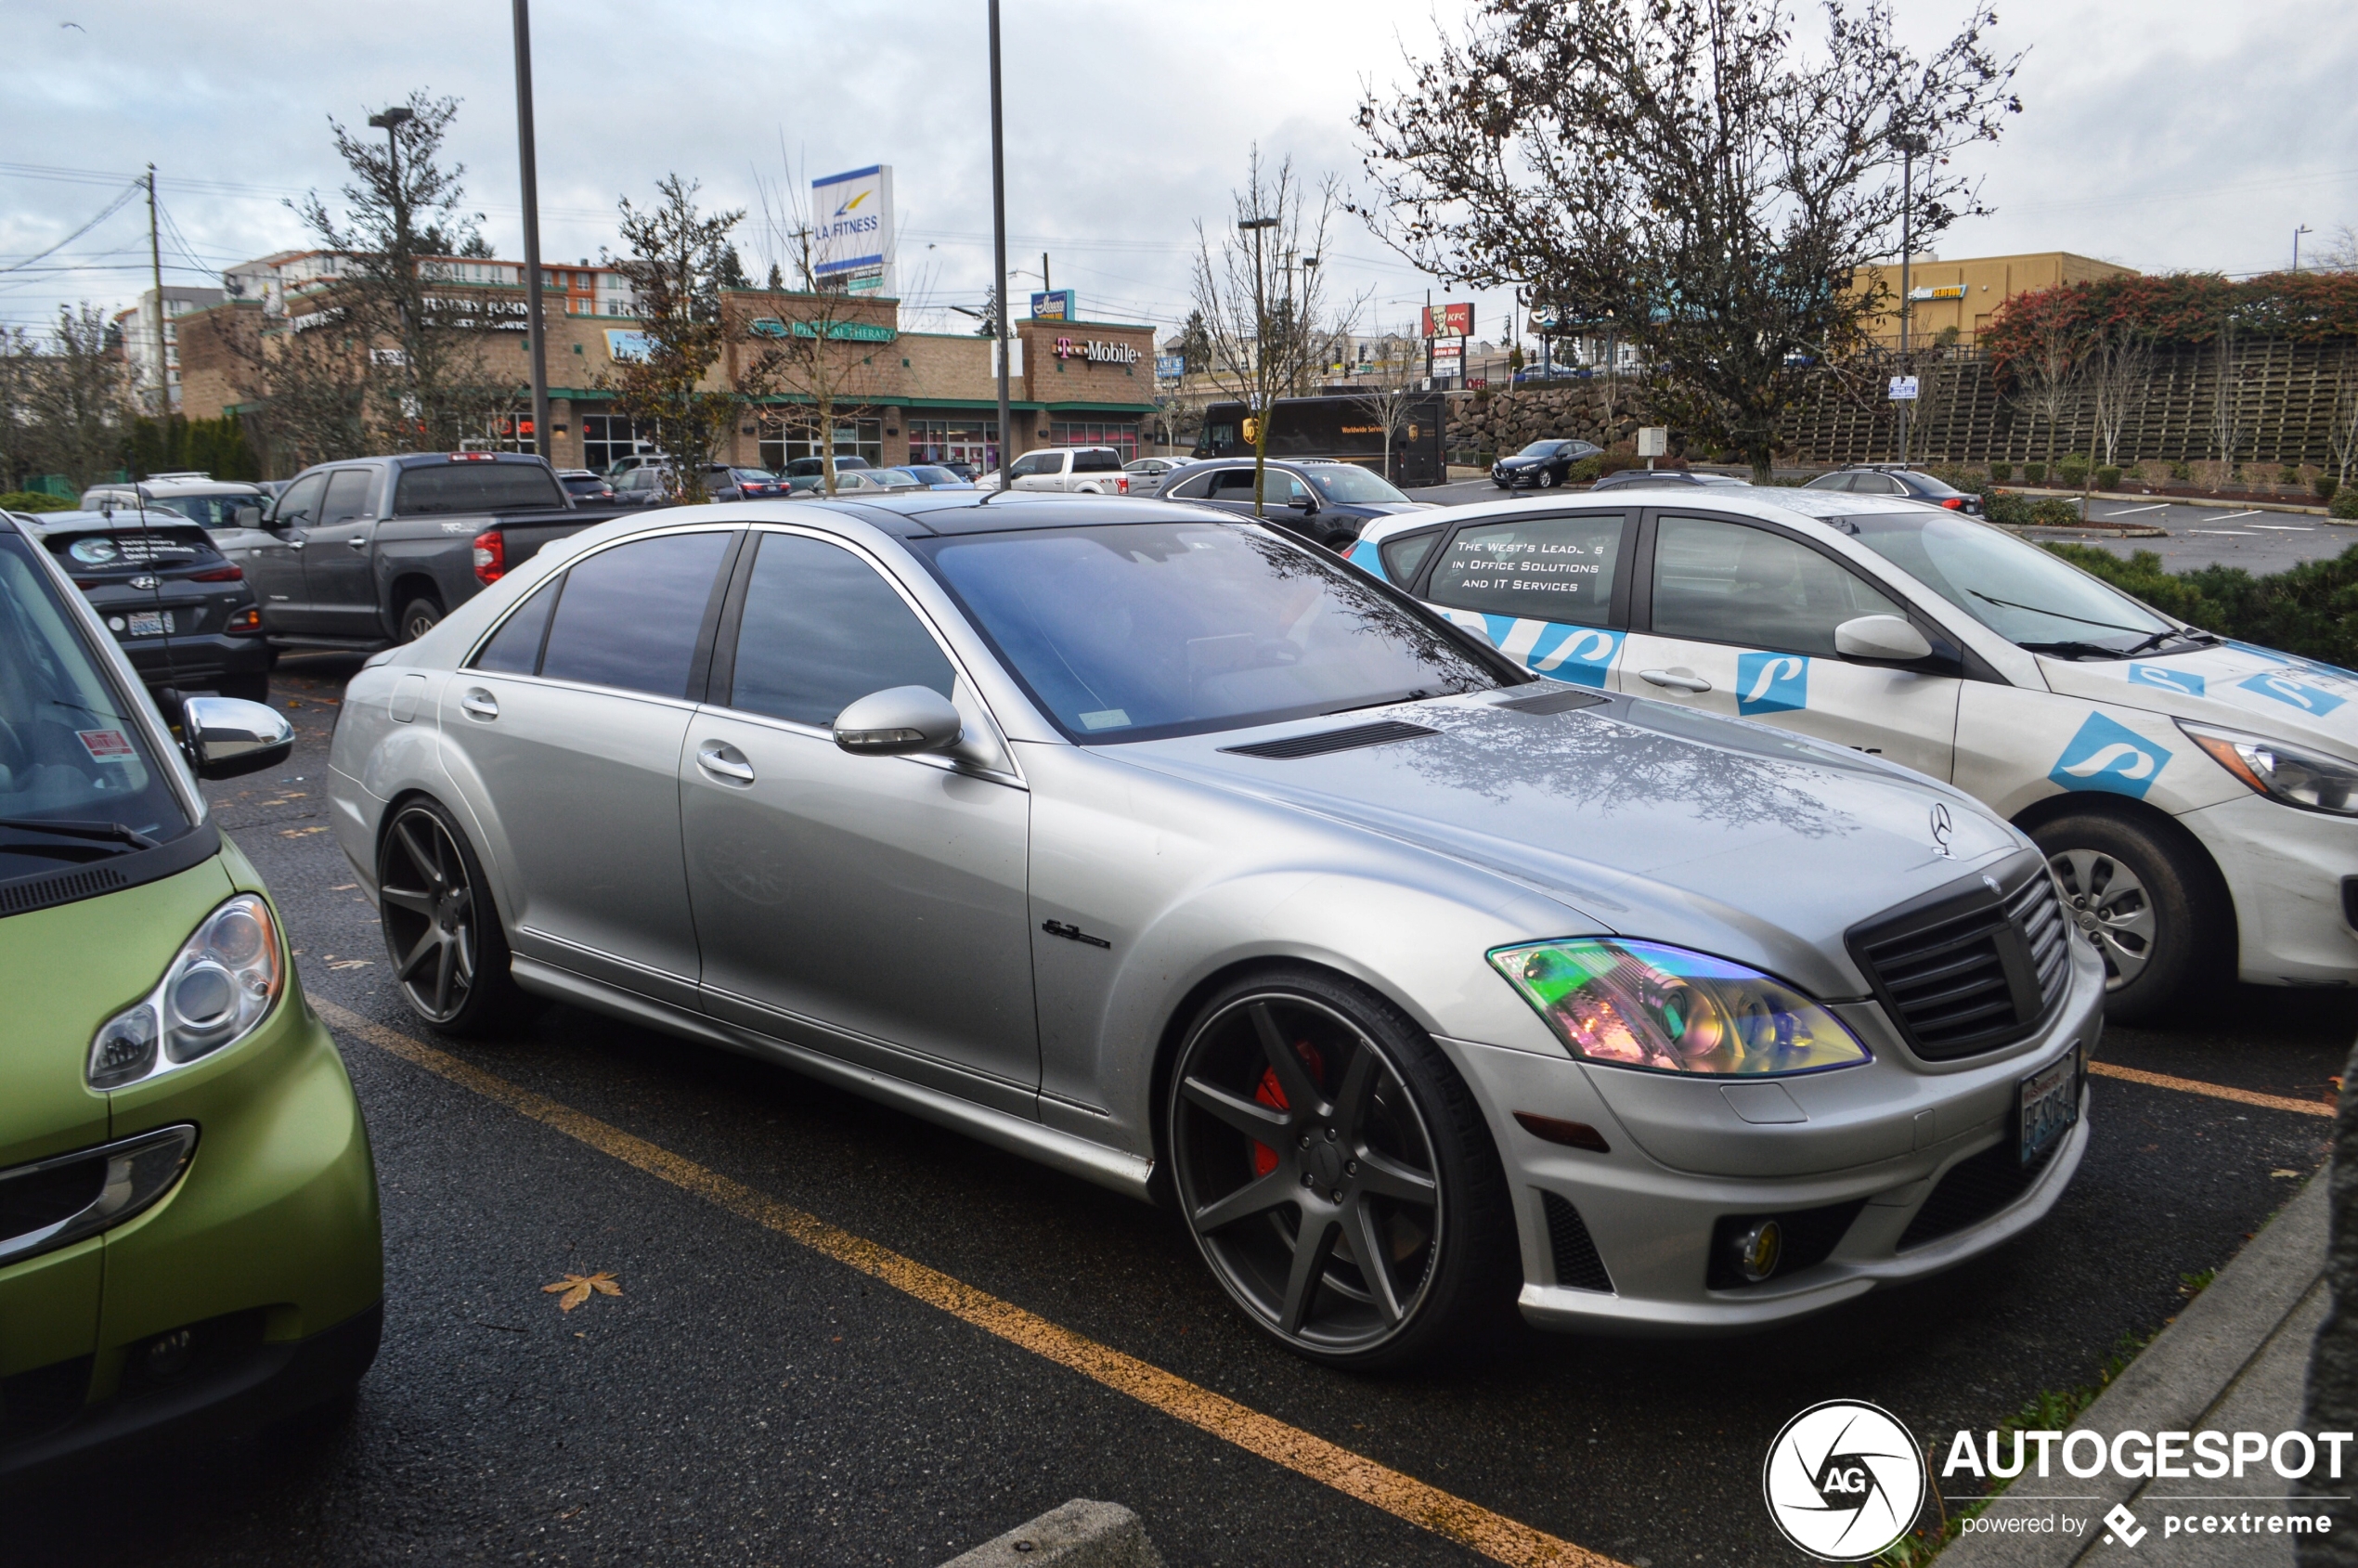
xmin=143 ymin=1328 xmax=194 ymax=1381
xmin=1730 ymin=1218 xmax=1783 ymax=1282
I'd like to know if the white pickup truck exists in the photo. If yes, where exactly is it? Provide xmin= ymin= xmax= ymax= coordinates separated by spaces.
xmin=989 ymin=446 xmax=1133 ymax=495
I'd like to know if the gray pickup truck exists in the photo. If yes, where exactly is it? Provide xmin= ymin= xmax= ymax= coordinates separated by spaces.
xmin=246 ymin=452 xmax=628 ymax=646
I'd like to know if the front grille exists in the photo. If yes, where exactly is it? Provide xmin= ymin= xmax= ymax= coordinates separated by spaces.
xmin=1898 ymin=1136 xmax=2066 ymax=1250
xmin=1540 ymin=1192 xmax=1613 ymax=1292
xmin=1219 ymin=720 xmax=1437 ymax=760
xmin=1847 ymin=856 xmax=2070 ymax=1060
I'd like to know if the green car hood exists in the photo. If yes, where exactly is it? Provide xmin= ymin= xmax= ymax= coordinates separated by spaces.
xmin=0 ymin=853 xmax=235 ymax=1166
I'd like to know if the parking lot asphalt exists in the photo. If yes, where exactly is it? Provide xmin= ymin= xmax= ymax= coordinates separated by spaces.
xmin=1403 ymin=478 xmax=2354 ymax=576
xmin=17 ymin=655 xmax=2347 ymax=1568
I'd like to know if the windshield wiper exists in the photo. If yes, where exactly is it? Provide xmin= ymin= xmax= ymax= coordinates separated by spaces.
xmin=2118 ymin=626 xmax=2216 ymax=656
xmin=0 ymin=817 xmax=158 ymax=850
xmin=2016 ymin=640 xmax=2134 ymax=661
xmin=1321 ymin=688 xmax=1437 ymax=716
xmin=1969 ymin=590 xmax=2157 ymax=636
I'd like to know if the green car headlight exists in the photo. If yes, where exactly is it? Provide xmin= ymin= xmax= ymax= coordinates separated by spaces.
xmin=1489 ymin=939 xmax=1871 ymax=1076
xmin=88 ymin=893 xmax=285 ymax=1091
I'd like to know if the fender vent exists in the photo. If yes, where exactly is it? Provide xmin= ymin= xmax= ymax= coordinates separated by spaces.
xmin=0 ymin=863 xmax=130 ymax=919
xmin=1540 ymin=1192 xmax=1613 ymax=1292
xmin=1219 ymin=719 xmax=1437 ymax=760
xmin=1496 ymin=689 xmax=1605 ymax=716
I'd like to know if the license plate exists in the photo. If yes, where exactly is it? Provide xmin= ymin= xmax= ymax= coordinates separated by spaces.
xmin=125 ymin=610 xmax=173 ymax=637
xmin=2018 ymin=1052 xmax=2079 ymax=1165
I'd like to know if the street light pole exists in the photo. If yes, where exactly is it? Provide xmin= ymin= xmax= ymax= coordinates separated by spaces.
xmin=512 ymin=0 xmax=551 ymax=460
xmin=2295 ymin=225 xmax=2314 ymax=273
xmin=988 ymin=0 xmax=1012 ymax=481
xmin=368 ymin=105 xmax=418 ymax=377
xmin=1895 ymin=136 xmax=1924 ymax=466
xmin=1238 ymin=214 xmax=1278 ymax=514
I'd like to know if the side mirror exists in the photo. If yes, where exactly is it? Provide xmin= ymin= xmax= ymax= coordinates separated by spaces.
xmin=1291 ymin=494 xmax=1318 ymax=513
xmin=232 ymin=505 xmax=263 ymax=528
xmin=180 ymin=695 xmax=293 ymax=780
xmin=834 ymin=685 xmax=964 ymax=757
xmin=1833 ymin=614 xmax=1934 ymax=664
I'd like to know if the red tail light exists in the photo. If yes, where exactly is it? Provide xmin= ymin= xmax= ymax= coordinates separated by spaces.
xmin=473 ymin=529 xmax=506 ymax=583
xmin=1940 ymin=497 xmax=1964 ymax=510
xmin=227 ymin=607 xmax=263 ymax=634
xmin=191 ymin=564 xmax=244 ymax=580
xmin=1117 ymin=475 xmax=1131 ymax=494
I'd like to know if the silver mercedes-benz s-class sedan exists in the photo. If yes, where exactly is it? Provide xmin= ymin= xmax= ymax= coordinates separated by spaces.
xmin=328 ymin=492 xmax=2102 ymax=1367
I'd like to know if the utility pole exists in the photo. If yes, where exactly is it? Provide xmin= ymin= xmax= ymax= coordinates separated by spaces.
xmin=1042 ymin=252 xmax=1050 ymax=297
xmin=2295 ymin=225 xmax=2314 ymax=273
xmin=1896 ymin=136 xmax=1923 ymax=465
xmin=512 ymin=0 xmax=551 ymax=460
xmin=988 ymin=0 xmax=1012 ymax=479
xmin=369 ymin=106 xmax=418 ymax=367
xmin=144 ymin=164 xmax=166 ymax=420
xmin=1239 ymin=214 xmax=1278 ymax=514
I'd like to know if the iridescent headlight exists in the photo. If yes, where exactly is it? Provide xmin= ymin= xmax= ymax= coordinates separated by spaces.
xmin=89 ymin=894 xmax=284 ymax=1090
xmin=1488 ymin=939 xmax=1871 ymax=1076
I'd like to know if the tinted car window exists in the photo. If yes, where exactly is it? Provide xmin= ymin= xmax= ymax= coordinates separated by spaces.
xmin=1852 ymin=473 xmax=1904 ymax=496
xmin=1426 ymin=512 xmax=1625 ymax=627
xmin=727 ymin=532 xmax=954 ymax=728
xmin=1379 ymin=526 xmax=1443 ymax=585
xmin=321 ymin=469 xmax=374 ymax=524
xmin=1073 ymin=449 xmax=1121 ymax=473
xmin=1009 ymin=453 xmax=1059 ymax=478
xmin=472 ymin=581 xmax=559 ymax=674
xmin=272 ymin=472 xmax=327 ymax=529
xmin=1305 ymin=468 xmax=1410 ymax=503
xmin=393 ymin=461 xmax=565 ymax=515
xmin=538 ymin=531 xmax=732 ymax=697
xmin=1164 ymin=471 xmax=1214 ymax=499
xmin=1650 ymin=514 xmax=1903 ymax=657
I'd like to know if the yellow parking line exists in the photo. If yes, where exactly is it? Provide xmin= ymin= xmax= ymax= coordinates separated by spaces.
xmin=2089 ymin=1059 xmax=2335 ymax=1118
xmin=312 ymin=998 xmax=1622 ymax=1568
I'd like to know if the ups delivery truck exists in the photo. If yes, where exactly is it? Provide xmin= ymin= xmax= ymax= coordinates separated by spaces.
xmin=1192 ymin=394 xmax=1448 ymax=487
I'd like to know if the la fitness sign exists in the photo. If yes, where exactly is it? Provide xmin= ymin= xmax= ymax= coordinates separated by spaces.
xmin=1053 ymin=337 xmax=1141 ymax=366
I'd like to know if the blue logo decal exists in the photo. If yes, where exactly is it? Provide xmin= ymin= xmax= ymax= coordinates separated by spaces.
xmin=2049 ymin=712 xmax=2169 ymax=799
xmin=2238 ymin=670 xmax=2347 ymax=716
xmin=1526 ymin=626 xmax=1624 ymax=688
xmin=1348 ymin=539 xmax=1383 ymax=577
xmin=2128 ymin=663 xmax=2206 ymax=697
xmin=1735 ymin=653 xmax=1809 ymax=715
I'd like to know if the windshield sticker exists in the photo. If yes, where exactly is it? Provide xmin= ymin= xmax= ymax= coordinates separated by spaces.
xmin=1527 ymin=626 xmax=1624 ymax=688
xmin=2237 ymin=671 xmax=2347 ymax=717
xmin=2049 ymin=712 xmax=2168 ymax=799
xmin=1737 ymin=653 xmax=1809 ymax=715
xmin=77 ymin=728 xmax=136 ymax=761
xmin=2128 ymin=664 xmax=2207 ymax=697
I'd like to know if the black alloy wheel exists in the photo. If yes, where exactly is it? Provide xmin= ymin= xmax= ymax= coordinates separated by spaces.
xmin=377 ymin=798 xmax=525 ymax=1035
xmin=397 ymin=596 xmax=444 ymax=643
xmin=1167 ymin=969 xmax=1515 ymax=1368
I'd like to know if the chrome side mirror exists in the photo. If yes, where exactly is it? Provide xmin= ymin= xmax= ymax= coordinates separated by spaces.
xmin=833 ymin=685 xmax=964 ymax=757
xmin=1833 ymin=615 xmax=1933 ymax=664
xmin=181 ymin=695 xmax=293 ymax=780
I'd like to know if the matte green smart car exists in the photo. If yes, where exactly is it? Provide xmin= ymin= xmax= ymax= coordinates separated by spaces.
xmin=0 ymin=511 xmax=381 ymax=1478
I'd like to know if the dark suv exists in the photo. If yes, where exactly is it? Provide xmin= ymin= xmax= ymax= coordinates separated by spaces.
xmin=1157 ymin=459 xmax=1433 ymax=548
xmin=1802 ymin=466 xmax=1983 ymax=515
xmin=12 ymin=508 xmax=270 ymax=700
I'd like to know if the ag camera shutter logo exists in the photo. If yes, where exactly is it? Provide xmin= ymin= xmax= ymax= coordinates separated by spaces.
xmin=1763 ymin=1400 xmax=1927 ymax=1561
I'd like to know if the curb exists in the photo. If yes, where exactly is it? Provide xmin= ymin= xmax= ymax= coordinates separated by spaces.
xmin=939 ymin=1499 xmax=1164 ymax=1568
xmin=1937 ymin=1173 xmax=2329 ymax=1567
xmin=2004 ymin=487 xmax=2344 ymax=520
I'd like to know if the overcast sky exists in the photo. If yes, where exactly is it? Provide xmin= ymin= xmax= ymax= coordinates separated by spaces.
xmin=3 ymin=0 xmax=2353 ymax=347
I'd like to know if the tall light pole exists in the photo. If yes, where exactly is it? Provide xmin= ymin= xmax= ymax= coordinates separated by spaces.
xmin=1239 ymin=214 xmax=1278 ymax=513
xmin=1895 ymin=134 xmax=1925 ymax=465
xmin=988 ymin=0 xmax=1012 ymax=479
xmin=2295 ymin=225 xmax=2314 ymax=273
xmin=369 ymin=106 xmax=417 ymax=361
xmin=512 ymin=0 xmax=551 ymax=459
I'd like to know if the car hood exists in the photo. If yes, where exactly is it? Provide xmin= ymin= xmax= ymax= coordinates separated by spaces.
xmin=1494 ymin=455 xmax=1551 ymax=469
xmin=1115 ymin=690 xmax=2021 ymax=998
xmin=2039 ymin=641 xmax=2358 ymax=758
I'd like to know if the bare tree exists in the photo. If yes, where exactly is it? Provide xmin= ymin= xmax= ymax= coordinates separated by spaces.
xmin=2327 ymin=350 xmax=2358 ymax=489
xmin=1355 ymin=0 xmax=2020 ymax=480
xmin=1190 ymin=149 xmax=1359 ymax=515
xmin=2209 ymin=323 xmax=2245 ymax=486
xmin=2011 ymin=305 xmax=2084 ymax=477
xmin=1345 ymin=330 xmax=1424 ymax=484
xmin=2317 ymin=223 xmax=2358 ymax=274
xmin=2087 ymin=325 xmax=2154 ymax=473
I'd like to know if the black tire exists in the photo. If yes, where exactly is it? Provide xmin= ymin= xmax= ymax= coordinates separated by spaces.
xmin=2028 ymin=810 xmax=2225 ymax=1022
xmin=376 ymin=797 xmax=531 ymax=1036
xmin=396 ymin=595 xmax=445 ymax=644
xmin=1165 ymin=966 xmax=1518 ymax=1369
xmin=1536 ymin=467 xmax=1559 ymax=489
xmin=214 ymin=672 xmax=269 ymax=704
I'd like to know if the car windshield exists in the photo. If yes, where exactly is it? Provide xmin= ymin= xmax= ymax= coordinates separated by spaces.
xmin=1838 ymin=511 xmax=2188 ymax=657
xmin=1515 ymin=441 xmax=1566 ymax=457
xmin=1305 ymin=467 xmax=1411 ymax=503
xmin=137 ymin=494 xmax=252 ymax=527
xmin=918 ymin=521 xmax=1507 ymax=742
xmin=907 ymin=466 xmax=959 ymax=485
xmin=0 ymin=530 xmax=193 ymax=882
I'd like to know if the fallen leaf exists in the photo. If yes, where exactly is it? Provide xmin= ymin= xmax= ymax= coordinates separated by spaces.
xmin=542 ymin=1271 xmax=623 ymax=1312
xmin=329 ymin=959 xmax=372 ymax=970
xmin=331 ymin=883 xmax=356 ymax=891
xmin=2273 ymin=1169 xmax=2300 ymax=1179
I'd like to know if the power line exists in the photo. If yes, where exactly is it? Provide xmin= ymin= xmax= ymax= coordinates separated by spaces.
xmin=0 ymin=181 xmax=144 ymax=275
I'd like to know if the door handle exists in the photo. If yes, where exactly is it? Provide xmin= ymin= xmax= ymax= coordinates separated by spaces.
xmin=1639 ymin=667 xmax=1714 ymax=694
xmin=287 ymin=538 xmax=305 ymax=551
xmin=697 ymin=741 xmax=755 ymax=783
xmin=460 ymin=689 xmax=499 ymax=719
xmin=347 ymin=536 xmax=368 ymax=549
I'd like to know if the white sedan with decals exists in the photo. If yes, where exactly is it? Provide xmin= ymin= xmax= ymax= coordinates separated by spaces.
xmin=1354 ymin=489 xmax=2358 ymax=1017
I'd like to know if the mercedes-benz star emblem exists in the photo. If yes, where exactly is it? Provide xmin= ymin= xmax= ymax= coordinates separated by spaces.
xmin=1927 ymin=801 xmax=1954 ymax=858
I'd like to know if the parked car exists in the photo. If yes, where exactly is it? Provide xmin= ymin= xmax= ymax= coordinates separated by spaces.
xmin=938 ymin=460 xmax=979 ymax=482
xmin=896 ymin=465 xmax=976 ymax=492
xmin=1355 ymin=486 xmax=2358 ymax=1019
xmin=1157 ymin=458 xmax=1433 ymax=550
xmin=602 ymin=450 xmax=673 ymax=481
xmin=1003 ymin=447 xmax=1132 ymax=496
xmin=875 ymin=468 xmax=933 ymax=491
xmin=705 ymin=465 xmax=786 ymax=501
xmin=0 ymin=512 xmax=382 ymax=1480
xmin=1588 ymin=468 xmax=1753 ymax=491
xmin=1490 ymin=439 xmax=1604 ymax=491
xmin=781 ymin=456 xmax=874 ymax=495
xmin=558 ymin=469 xmax=616 ymax=504
xmin=332 ymin=492 xmax=2096 ymax=1367
xmin=248 ymin=451 xmax=629 ymax=647
xmin=81 ymin=475 xmax=275 ymax=573
xmin=610 ymin=466 xmax=676 ymax=508
xmin=12 ymin=509 xmax=271 ymax=701
xmin=1804 ymin=466 xmax=1985 ymax=516
xmin=1124 ymin=456 xmax=1183 ymax=492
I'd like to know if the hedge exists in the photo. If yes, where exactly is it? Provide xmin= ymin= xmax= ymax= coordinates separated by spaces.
xmin=0 ymin=491 xmax=76 ymax=512
xmin=2044 ymin=542 xmax=2358 ymax=667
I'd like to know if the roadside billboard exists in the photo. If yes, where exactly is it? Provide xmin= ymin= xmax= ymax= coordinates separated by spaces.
xmin=811 ymin=165 xmax=895 ymax=296
xmin=1030 ymin=290 xmax=1077 ymax=321
xmin=1421 ymin=301 xmax=1473 ymax=339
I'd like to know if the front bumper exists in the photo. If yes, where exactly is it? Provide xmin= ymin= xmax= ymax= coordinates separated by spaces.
xmin=1441 ymin=936 xmax=2105 ymax=1333
xmin=2181 ymin=793 xmax=2358 ymax=985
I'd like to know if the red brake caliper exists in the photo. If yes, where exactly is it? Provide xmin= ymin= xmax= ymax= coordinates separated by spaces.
xmin=1250 ymin=1041 xmax=1325 ymax=1176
